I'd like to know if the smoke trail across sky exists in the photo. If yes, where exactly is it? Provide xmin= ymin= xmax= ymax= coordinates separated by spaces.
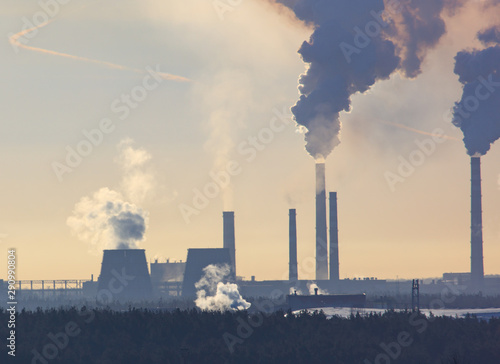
xmin=8 ymin=17 xmax=190 ymax=82
xmin=67 ymin=139 xmax=154 ymax=251
xmin=374 ymin=118 xmax=460 ymax=141
xmin=195 ymin=264 xmax=250 ymax=311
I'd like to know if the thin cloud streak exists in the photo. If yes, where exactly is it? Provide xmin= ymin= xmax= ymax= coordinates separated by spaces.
xmin=9 ymin=19 xmax=191 ymax=83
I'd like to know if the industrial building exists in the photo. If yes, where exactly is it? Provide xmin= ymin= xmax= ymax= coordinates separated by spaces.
xmin=150 ymin=259 xmax=185 ymax=296
xmin=5 ymin=160 xmax=498 ymax=304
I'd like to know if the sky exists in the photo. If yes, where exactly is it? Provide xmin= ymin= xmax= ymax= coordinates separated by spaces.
xmin=1 ymin=0 xmax=499 ymax=282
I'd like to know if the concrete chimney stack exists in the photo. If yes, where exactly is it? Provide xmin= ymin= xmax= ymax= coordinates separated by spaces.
xmin=315 ymin=163 xmax=328 ymax=280
xmin=223 ymin=211 xmax=236 ymax=276
xmin=289 ymin=209 xmax=298 ymax=281
xmin=329 ymin=192 xmax=340 ymax=282
xmin=470 ymin=157 xmax=484 ymax=286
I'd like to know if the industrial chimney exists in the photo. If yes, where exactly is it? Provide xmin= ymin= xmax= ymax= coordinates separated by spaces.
xmin=329 ymin=192 xmax=339 ymax=282
xmin=289 ymin=209 xmax=298 ymax=281
xmin=315 ymin=163 xmax=328 ymax=280
xmin=223 ymin=211 xmax=236 ymax=276
xmin=97 ymin=249 xmax=152 ymax=302
xmin=470 ymin=157 xmax=484 ymax=286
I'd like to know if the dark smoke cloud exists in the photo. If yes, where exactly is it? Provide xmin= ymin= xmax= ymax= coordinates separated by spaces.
xmin=274 ymin=0 xmax=299 ymax=8
xmin=275 ymin=0 xmax=462 ymax=159
xmin=385 ymin=0 xmax=452 ymax=78
xmin=478 ymin=26 xmax=500 ymax=46
xmin=286 ymin=0 xmax=400 ymax=159
xmin=110 ymin=211 xmax=146 ymax=245
xmin=452 ymin=29 xmax=500 ymax=156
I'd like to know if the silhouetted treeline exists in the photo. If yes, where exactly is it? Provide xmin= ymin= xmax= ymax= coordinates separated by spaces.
xmin=1 ymin=308 xmax=499 ymax=363
xmin=10 ymin=292 xmax=500 ymax=312
xmin=368 ymin=293 xmax=500 ymax=309
xmin=4 ymin=296 xmax=197 ymax=312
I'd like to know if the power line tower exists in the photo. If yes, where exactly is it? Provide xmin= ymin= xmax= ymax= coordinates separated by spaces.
xmin=411 ymin=279 xmax=420 ymax=312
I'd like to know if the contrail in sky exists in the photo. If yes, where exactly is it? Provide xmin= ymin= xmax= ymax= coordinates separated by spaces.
xmin=374 ymin=118 xmax=459 ymax=141
xmin=9 ymin=19 xmax=191 ymax=83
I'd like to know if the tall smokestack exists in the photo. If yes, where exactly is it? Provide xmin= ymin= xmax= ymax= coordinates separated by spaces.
xmin=329 ymin=192 xmax=339 ymax=282
xmin=289 ymin=209 xmax=298 ymax=281
xmin=470 ymin=157 xmax=484 ymax=286
xmin=315 ymin=163 xmax=328 ymax=280
xmin=223 ymin=211 xmax=236 ymax=276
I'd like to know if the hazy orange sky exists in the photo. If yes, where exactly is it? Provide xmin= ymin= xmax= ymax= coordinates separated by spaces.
xmin=1 ymin=0 xmax=499 ymax=282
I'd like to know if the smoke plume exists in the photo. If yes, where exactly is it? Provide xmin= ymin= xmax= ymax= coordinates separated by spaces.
xmin=452 ymin=27 xmax=500 ymax=156
xmin=197 ymin=71 xmax=252 ymax=210
xmin=307 ymin=282 xmax=328 ymax=295
xmin=67 ymin=139 xmax=154 ymax=251
xmin=383 ymin=0 xmax=459 ymax=78
xmin=67 ymin=188 xmax=148 ymax=250
xmin=116 ymin=138 xmax=155 ymax=204
xmin=289 ymin=287 xmax=303 ymax=295
xmin=195 ymin=264 xmax=251 ymax=311
xmin=273 ymin=0 xmax=464 ymax=159
xmin=478 ymin=26 xmax=500 ymax=46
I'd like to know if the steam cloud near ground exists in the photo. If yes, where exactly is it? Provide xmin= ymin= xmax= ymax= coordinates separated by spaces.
xmin=195 ymin=264 xmax=251 ymax=311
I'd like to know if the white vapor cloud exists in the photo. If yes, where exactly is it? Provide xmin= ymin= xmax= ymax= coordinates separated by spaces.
xmin=67 ymin=187 xmax=148 ymax=251
xmin=195 ymin=264 xmax=251 ymax=311
xmin=116 ymin=138 xmax=155 ymax=204
xmin=67 ymin=138 xmax=154 ymax=252
xmin=307 ymin=282 xmax=328 ymax=295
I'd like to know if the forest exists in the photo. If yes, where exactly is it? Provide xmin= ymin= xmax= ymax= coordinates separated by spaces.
xmin=1 ymin=307 xmax=499 ymax=364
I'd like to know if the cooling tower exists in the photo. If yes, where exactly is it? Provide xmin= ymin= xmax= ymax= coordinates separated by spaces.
xmin=223 ymin=211 xmax=236 ymax=276
xmin=316 ymin=163 xmax=328 ymax=280
xmin=470 ymin=157 xmax=484 ymax=286
xmin=182 ymin=248 xmax=233 ymax=298
xmin=289 ymin=209 xmax=298 ymax=281
xmin=329 ymin=192 xmax=339 ymax=282
xmin=97 ymin=249 xmax=153 ymax=302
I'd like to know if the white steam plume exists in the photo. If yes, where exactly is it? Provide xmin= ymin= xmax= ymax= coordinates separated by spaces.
xmin=195 ymin=264 xmax=251 ymax=311
xmin=116 ymin=138 xmax=155 ymax=204
xmin=197 ymin=71 xmax=253 ymax=210
xmin=307 ymin=282 xmax=328 ymax=295
xmin=67 ymin=188 xmax=148 ymax=250
xmin=67 ymin=139 xmax=154 ymax=251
